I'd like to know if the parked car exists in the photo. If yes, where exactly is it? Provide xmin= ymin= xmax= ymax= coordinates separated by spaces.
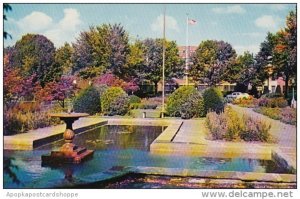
xmin=226 ymin=92 xmax=250 ymax=100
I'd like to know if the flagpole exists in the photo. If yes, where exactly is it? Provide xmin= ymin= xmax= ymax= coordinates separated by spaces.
xmin=162 ymin=6 xmax=166 ymax=118
xmin=185 ymin=14 xmax=189 ymax=86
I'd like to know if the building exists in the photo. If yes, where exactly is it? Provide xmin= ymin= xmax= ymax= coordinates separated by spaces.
xmin=263 ymin=76 xmax=286 ymax=94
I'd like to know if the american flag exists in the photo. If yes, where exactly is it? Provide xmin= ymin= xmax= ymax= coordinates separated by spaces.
xmin=188 ymin=19 xmax=197 ymax=25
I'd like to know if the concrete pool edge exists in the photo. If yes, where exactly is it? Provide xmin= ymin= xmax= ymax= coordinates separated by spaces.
xmin=3 ymin=117 xmax=178 ymax=150
xmin=4 ymin=118 xmax=108 ymax=150
xmin=55 ymin=166 xmax=296 ymax=189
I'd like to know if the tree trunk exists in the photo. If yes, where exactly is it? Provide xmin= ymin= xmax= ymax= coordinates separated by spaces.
xmin=285 ymin=75 xmax=289 ymax=99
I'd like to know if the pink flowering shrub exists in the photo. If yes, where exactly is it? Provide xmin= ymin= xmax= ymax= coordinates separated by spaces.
xmin=94 ymin=73 xmax=139 ymax=94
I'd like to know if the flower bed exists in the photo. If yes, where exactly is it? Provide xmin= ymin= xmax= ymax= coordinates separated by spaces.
xmin=253 ymin=107 xmax=296 ymax=125
xmin=4 ymin=102 xmax=62 ymax=135
xmin=232 ymin=96 xmax=258 ymax=108
xmin=206 ymin=106 xmax=272 ymax=142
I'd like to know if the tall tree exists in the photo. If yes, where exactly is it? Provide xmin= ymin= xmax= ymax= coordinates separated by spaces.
xmin=54 ymin=43 xmax=74 ymax=75
xmin=190 ymin=40 xmax=237 ymax=86
xmin=125 ymin=40 xmax=146 ymax=80
xmin=72 ymin=24 xmax=130 ymax=79
xmin=108 ymin=24 xmax=130 ymax=77
xmin=143 ymin=38 xmax=183 ymax=95
xmin=273 ymin=11 xmax=297 ymax=98
xmin=8 ymin=34 xmax=57 ymax=86
xmin=229 ymin=51 xmax=255 ymax=85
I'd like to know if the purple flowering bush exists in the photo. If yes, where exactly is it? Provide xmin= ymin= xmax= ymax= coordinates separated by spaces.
xmin=254 ymin=107 xmax=296 ymax=125
xmin=206 ymin=106 xmax=272 ymax=142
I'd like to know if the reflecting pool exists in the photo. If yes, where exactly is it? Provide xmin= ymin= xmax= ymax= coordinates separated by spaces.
xmin=3 ymin=125 xmax=293 ymax=188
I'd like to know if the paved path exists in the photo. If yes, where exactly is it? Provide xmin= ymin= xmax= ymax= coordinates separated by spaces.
xmin=172 ymin=119 xmax=207 ymax=144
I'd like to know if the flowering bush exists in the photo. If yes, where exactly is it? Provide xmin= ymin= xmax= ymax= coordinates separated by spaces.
xmin=94 ymin=73 xmax=139 ymax=94
xmin=4 ymin=103 xmax=61 ymax=135
xmin=232 ymin=96 xmax=258 ymax=108
xmin=166 ymin=86 xmax=205 ymax=119
xmin=280 ymin=107 xmax=296 ymax=125
xmin=101 ymin=87 xmax=130 ymax=115
xmin=239 ymin=116 xmax=271 ymax=142
xmin=254 ymin=107 xmax=296 ymax=125
xmin=206 ymin=106 xmax=272 ymax=142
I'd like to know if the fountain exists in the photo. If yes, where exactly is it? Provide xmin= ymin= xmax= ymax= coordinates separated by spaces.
xmin=42 ymin=112 xmax=94 ymax=165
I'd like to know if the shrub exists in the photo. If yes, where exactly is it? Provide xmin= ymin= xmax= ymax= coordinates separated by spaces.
xmin=129 ymin=103 xmax=140 ymax=110
xmin=239 ymin=116 xmax=271 ymax=142
xmin=4 ymin=104 xmax=61 ymax=135
xmin=129 ymin=95 xmax=141 ymax=104
xmin=138 ymin=103 xmax=157 ymax=109
xmin=254 ymin=107 xmax=296 ymax=125
xmin=101 ymin=87 xmax=130 ymax=116
xmin=73 ymin=86 xmax=101 ymax=115
xmin=203 ymin=87 xmax=224 ymax=113
xmin=206 ymin=106 xmax=272 ymax=142
xmin=280 ymin=107 xmax=296 ymax=125
xmin=232 ymin=96 xmax=258 ymax=108
xmin=166 ymin=86 xmax=205 ymax=119
xmin=257 ymin=97 xmax=288 ymax=108
xmin=206 ymin=112 xmax=227 ymax=140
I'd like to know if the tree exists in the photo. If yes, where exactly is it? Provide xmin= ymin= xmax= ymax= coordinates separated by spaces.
xmin=3 ymin=3 xmax=12 ymax=39
xmin=190 ymin=40 xmax=237 ymax=86
xmin=8 ymin=34 xmax=57 ymax=86
xmin=54 ymin=43 xmax=74 ymax=75
xmin=94 ymin=73 xmax=139 ymax=94
xmin=232 ymin=51 xmax=255 ymax=84
xmin=273 ymin=11 xmax=297 ymax=98
xmin=108 ymin=24 xmax=130 ymax=77
xmin=72 ymin=24 xmax=130 ymax=79
xmin=125 ymin=40 xmax=146 ymax=79
xmin=35 ymin=75 xmax=77 ymax=108
xmin=143 ymin=38 xmax=183 ymax=95
xmin=253 ymin=32 xmax=278 ymax=87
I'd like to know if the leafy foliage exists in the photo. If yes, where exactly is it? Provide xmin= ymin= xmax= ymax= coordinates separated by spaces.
xmin=143 ymin=38 xmax=183 ymax=94
xmin=202 ymin=87 xmax=224 ymax=113
xmin=190 ymin=40 xmax=237 ymax=86
xmin=8 ymin=34 xmax=57 ymax=86
xmin=101 ymin=87 xmax=130 ymax=115
xmin=94 ymin=73 xmax=139 ymax=94
xmin=166 ymin=86 xmax=205 ymax=119
xmin=54 ymin=43 xmax=74 ymax=75
xmin=73 ymin=86 xmax=101 ymax=115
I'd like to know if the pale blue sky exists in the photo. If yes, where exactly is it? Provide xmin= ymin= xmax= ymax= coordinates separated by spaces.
xmin=4 ymin=3 xmax=296 ymax=55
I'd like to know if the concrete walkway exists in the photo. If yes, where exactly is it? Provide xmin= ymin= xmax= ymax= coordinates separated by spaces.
xmin=151 ymin=106 xmax=296 ymax=170
xmin=4 ymin=117 xmax=107 ymax=150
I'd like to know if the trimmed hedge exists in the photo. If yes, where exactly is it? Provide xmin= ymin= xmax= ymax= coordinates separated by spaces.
xmin=129 ymin=95 xmax=141 ymax=104
xmin=101 ymin=87 xmax=130 ymax=116
xmin=203 ymin=87 xmax=224 ymax=113
xmin=73 ymin=86 xmax=101 ymax=115
xmin=166 ymin=86 xmax=205 ymax=119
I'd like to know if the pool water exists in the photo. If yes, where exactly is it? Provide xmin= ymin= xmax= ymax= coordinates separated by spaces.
xmin=3 ymin=125 xmax=292 ymax=188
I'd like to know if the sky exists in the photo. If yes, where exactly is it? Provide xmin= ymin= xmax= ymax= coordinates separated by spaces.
xmin=4 ymin=3 xmax=296 ymax=55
